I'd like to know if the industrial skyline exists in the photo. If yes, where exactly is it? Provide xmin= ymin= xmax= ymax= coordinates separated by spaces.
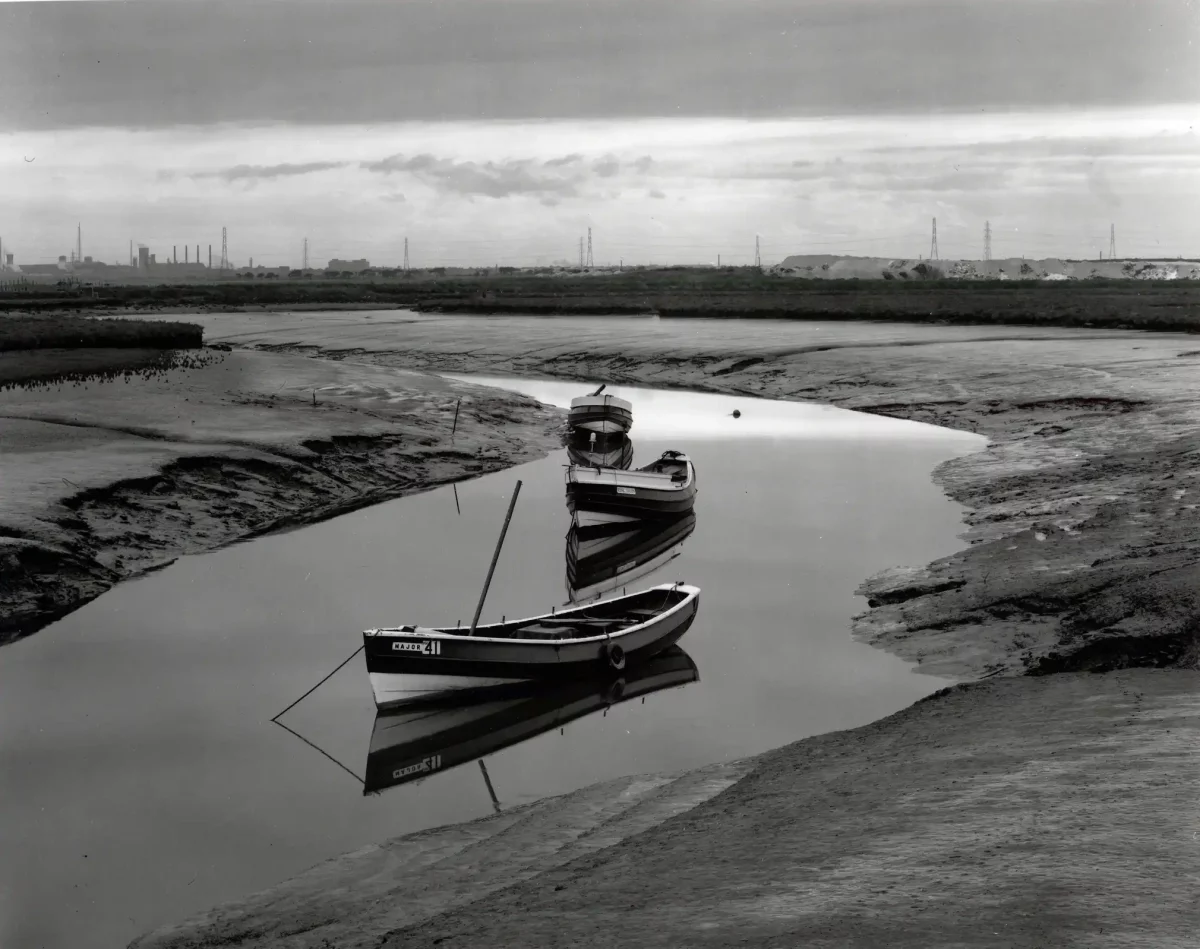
xmin=1 ymin=218 xmax=1189 ymax=275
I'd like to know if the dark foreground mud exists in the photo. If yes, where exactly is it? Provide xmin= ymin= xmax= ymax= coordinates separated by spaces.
xmin=132 ymin=670 xmax=1200 ymax=949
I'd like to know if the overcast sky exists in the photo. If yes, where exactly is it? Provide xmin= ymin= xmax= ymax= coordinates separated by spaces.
xmin=1 ymin=0 xmax=1197 ymax=266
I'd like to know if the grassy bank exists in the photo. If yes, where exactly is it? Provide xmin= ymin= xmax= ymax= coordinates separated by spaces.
xmin=4 ymin=273 xmax=1200 ymax=333
xmin=0 ymin=313 xmax=204 ymax=351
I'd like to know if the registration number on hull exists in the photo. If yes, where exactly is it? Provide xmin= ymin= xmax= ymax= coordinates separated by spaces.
xmin=392 ymin=639 xmax=442 ymax=655
xmin=394 ymin=754 xmax=442 ymax=780
xmin=616 ymin=486 xmax=636 ymax=496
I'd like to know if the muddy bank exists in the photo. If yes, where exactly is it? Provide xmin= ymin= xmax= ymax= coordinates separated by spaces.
xmin=121 ymin=312 xmax=1200 ymax=948
xmin=0 ymin=349 xmax=564 ymax=641
xmin=132 ymin=668 xmax=1200 ymax=948
xmin=161 ymin=310 xmax=1200 ymax=679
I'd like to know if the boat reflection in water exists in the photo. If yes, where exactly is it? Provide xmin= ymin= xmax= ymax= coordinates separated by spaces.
xmin=363 ymin=646 xmax=699 ymax=796
xmin=566 ymin=512 xmax=697 ymax=604
xmin=566 ymin=429 xmax=634 ymax=471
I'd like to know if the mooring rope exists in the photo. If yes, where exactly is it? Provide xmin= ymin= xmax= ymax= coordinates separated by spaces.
xmin=270 ymin=644 xmax=364 ymax=722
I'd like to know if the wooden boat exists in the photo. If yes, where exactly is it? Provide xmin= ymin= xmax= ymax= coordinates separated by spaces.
xmin=566 ymin=430 xmax=634 ymax=470
xmin=362 ymin=647 xmax=699 ymax=795
xmin=569 ymin=389 xmax=633 ymax=435
xmin=567 ymin=450 xmax=696 ymax=521
xmin=363 ymin=582 xmax=700 ymax=709
xmin=567 ymin=512 xmax=697 ymax=604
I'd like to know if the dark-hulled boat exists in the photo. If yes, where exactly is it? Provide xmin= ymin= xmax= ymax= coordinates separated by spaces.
xmin=362 ymin=647 xmax=699 ymax=795
xmin=566 ymin=430 xmax=634 ymax=470
xmin=567 ymin=450 xmax=696 ymax=524
xmin=569 ymin=392 xmax=633 ymax=435
xmin=567 ymin=512 xmax=697 ymax=603
xmin=363 ymin=582 xmax=699 ymax=709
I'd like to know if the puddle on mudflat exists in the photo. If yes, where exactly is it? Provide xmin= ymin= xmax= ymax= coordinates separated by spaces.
xmin=0 ymin=378 xmax=983 ymax=949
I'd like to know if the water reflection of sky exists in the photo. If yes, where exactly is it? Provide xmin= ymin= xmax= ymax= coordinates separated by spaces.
xmin=444 ymin=374 xmax=986 ymax=444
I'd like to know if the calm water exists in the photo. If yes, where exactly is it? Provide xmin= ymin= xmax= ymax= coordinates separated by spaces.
xmin=0 ymin=377 xmax=983 ymax=949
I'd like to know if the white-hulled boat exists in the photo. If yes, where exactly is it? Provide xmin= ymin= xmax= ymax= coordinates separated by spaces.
xmin=362 ymin=646 xmax=699 ymax=795
xmin=363 ymin=582 xmax=699 ymax=709
xmin=567 ymin=450 xmax=696 ymax=523
xmin=569 ymin=391 xmax=633 ymax=435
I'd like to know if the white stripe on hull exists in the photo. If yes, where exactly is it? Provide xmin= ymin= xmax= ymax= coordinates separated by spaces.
xmin=370 ymin=672 xmax=530 ymax=709
xmin=571 ymin=418 xmax=630 ymax=435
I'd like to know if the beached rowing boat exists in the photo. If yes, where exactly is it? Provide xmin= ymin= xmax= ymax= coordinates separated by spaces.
xmin=363 ymin=582 xmax=700 ymax=709
xmin=362 ymin=646 xmax=700 ymax=794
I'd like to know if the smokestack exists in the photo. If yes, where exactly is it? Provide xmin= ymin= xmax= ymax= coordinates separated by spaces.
xmin=208 ymin=245 xmax=212 ymax=268
xmin=196 ymin=245 xmax=199 ymax=265
xmin=173 ymin=245 xmax=177 ymax=264
xmin=185 ymin=246 xmax=188 ymax=263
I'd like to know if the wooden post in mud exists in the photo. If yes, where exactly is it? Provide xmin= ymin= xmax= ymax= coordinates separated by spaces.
xmin=468 ymin=480 xmax=522 ymax=635
xmin=451 ymin=398 xmax=462 ymax=437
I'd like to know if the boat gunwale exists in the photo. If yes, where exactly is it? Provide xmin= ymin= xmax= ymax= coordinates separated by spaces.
xmin=569 ymin=394 xmax=633 ymax=413
xmin=364 ymin=582 xmax=699 ymax=647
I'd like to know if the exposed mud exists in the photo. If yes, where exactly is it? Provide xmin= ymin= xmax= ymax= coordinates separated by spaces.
xmin=0 ymin=350 xmax=565 ymax=641
xmin=133 ymin=669 xmax=1200 ymax=949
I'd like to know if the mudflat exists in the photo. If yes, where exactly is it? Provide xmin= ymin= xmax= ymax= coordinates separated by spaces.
xmin=0 ymin=346 xmax=564 ymax=641
xmin=124 ymin=310 xmax=1199 ymax=948
xmin=8 ymin=308 xmax=1195 ymax=948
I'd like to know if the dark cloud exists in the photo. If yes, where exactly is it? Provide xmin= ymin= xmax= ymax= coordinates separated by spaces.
xmin=195 ymin=161 xmax=348 ymax=182
xmin=360 ymin=153 xmax=583 ymax=198
xmin=544 ymin=154 xmax=583 ymax=168
xmin=648 ymin=189 xmax=667 ymax=199
xmin=2 ymin=0 xmax=1193 ymax=131
xmin=633 ymin=156 xmax=655 ymax=173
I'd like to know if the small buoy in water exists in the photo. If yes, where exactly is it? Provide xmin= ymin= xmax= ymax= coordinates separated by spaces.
xmin=731 ymin=409 xmax=742 ymax=418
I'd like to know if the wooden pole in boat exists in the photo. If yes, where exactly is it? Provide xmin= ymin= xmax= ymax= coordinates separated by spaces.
xmin=453 ymin=483 xmax=461 ymax=515
xmin=590 ymin=384 xmax=606 ymax=397
xmin=451 ymin=398 xmax=462 ymax=437
xmin=468 ymin=480 xmax=522 ymax=635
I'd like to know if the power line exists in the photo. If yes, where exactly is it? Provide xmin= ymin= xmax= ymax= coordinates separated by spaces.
xmin=403 ymin=237 xmax=409 ymax=271
xmin=983 ymin=220 xmax=992 ymax=261
xmin=220 ymin=227 xmax=229 ymax=271
xmin=585 ymin=227 xmax=593 ymax=268
xmin=302 ymin=237 xmax=309 ymax=270
xmin=930 ymin=217 xmax=939 ymax=260
xmin=1110 ymin=223 xmax=1117 ymax=259
xmin=754 ymin=235 xmax=761 ymax=268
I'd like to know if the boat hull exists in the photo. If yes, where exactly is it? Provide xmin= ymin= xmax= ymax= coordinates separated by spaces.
xmin=568 ymin=396 xmax=633 ymax=435
xmin=571 ymin=416 xmax=632 ymax=435
xmin=566 ymin=480 xmax=697 ymax=518
xmin=566 ymin=453 xmax=696 ymax=520
xmin=364 ymin=585 xmax=700 ymax=709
